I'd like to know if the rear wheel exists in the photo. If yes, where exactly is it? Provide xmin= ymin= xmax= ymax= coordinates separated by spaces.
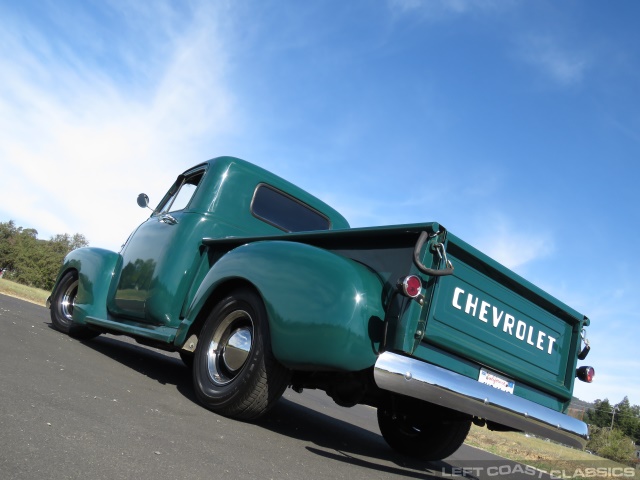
xmin=193 ymin=288 xmax=290 ymax=420
xmin=50 ymin=271 xmax=100 ymax=340
xmin=377 ymin=405 xmax=471 ymax=460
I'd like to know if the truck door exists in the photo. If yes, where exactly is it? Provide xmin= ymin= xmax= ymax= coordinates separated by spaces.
xmin=110 ymin=166 xmax=207 ymax=326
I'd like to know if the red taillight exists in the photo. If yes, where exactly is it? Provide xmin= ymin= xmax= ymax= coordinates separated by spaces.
xmin=400 ymin=275 xmax=422 ymax=298
xmin=576 ymin=366 xmax=595 ymax=383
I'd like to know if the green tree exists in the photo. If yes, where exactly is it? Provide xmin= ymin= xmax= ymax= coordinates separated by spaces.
xmin=50 ymin=233 xmax=89 ymax=254
xmin=12 ymin=231 xmax=41 ymax=287
xmin=585 ymin=397 xmax=640 ymax=444
xmin=587 ymin=427 xmax=636 ymax=465
xmin=0 ymin=220 xmax=19 ymax=271
xmin=585 ymin=399 xmax=614 ymax=428
xmin=613 ymin=397 xmax=640 ymax=443
xmin=0 ymin=220 xmax=89 ymax=290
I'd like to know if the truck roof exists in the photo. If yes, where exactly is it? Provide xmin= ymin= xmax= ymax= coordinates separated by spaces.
xmin=188 ymin=156 xmax=350 ymax=232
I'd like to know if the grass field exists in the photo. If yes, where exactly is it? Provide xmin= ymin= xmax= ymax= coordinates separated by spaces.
xmin=465 ymin=425 xmax=638 ymax=479
xmin=0 ymin=278 xmax=49 ymax=306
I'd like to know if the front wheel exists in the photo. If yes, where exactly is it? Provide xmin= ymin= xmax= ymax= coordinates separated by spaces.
xmin=192 ymin=288 xmax=290 ymax=420
xmin=377 ymin=406 xmax=471 ymax=460
xmin=50 ymin=270 xmax=100 ymax=340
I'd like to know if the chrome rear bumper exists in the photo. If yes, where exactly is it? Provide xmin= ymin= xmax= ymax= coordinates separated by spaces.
xmin=373 ymin=351 xmax=588 ymax=449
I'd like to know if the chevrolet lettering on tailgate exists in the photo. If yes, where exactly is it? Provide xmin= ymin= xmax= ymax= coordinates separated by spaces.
xmin=452 ymin=286 xmax=557 ymax=355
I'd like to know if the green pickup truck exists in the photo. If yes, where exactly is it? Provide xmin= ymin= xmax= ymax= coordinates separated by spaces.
xmin=48 ymin=156 xmax=593 ymax=460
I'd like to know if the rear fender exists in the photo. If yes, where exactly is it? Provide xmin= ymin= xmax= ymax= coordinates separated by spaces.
xmin=51 ymin=247 xmax=121 ymax=324
xmin=181 ymin=241 xmax=386 ymax=371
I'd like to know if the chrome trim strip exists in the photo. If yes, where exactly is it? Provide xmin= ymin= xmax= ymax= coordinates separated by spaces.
xmin=374 ymin=351 xmax=588 ymax=449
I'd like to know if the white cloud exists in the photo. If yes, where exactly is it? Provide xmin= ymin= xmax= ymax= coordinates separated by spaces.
xmin=471 ymin=214 xmax=554 ymax=269
xmin=0 ymin=2 xmax=237 ymax=250
xmin=388 ymin=0 xmax=515 ymax=19
xmin=517 ymin=35 xmax=591 ymax=86
xmin=319 ymin=185 xmax=450 ymax=229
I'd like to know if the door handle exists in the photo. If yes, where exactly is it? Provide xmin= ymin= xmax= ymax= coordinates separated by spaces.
xmin=159 ymin=213 xmax=178 ymax=225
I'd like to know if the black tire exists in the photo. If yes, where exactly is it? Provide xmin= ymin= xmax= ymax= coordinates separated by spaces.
xmin=377 ymin=407 xmax=471 ymax=460
xmin=192 ymin=288 xmax=290 ymax=420
xmin=50 ymin=271 xmax=100 ymax=340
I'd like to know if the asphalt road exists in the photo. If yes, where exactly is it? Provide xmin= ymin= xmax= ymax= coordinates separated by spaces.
xmin=0 ymin=294 xmax=550 ymax=480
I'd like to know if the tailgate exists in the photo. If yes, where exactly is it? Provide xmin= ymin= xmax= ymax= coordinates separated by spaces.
xmin=422 ymin=232 xmax=585 ymax=402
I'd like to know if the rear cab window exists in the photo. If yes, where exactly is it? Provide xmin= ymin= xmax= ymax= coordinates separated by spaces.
xmin=251 ymin=184 xmax=331 ymax=232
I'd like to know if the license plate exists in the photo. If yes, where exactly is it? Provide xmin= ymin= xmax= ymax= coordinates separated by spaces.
xmin=478 ymin=368 xmax=515 ymax=394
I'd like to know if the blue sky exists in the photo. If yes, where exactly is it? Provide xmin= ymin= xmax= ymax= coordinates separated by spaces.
xmin=1 ymin=0 xmax=638 ymax=408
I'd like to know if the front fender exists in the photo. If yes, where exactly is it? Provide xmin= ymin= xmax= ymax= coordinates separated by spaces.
xmin=183 ymin=241 xmax=386 ymax=371
xmin=52 ymin=247 xmax=121 ymax=324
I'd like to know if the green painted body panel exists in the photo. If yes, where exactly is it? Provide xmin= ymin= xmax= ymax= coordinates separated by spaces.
xmin=411 ymin=233 xmax=587 ymax=411
xmin=184 ymin=240 xmax=386 ymax=371
xmin=50 ymin=156 xmax=590 ymax=418
xmin=55 ymin=247 xmax=121 ymax=324
xmin=111 ymin=211 xmax=212 ymax=325
xmin=85 ymin=315 xmax=177 ymax=343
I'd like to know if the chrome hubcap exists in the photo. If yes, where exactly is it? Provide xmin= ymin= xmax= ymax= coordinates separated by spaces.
xmin=61 ymin=280 xmax=78 ymax=321
xmin=222 ymin=328 xmax=252 ymax=372
xmin=206 ymin=310 xmax=254 ymax=386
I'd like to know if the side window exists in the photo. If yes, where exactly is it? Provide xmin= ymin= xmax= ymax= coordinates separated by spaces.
xmin=158 ymin=171 xmax=204 ymax=213
xmin=251 ymin=184 xmax=330 ymax=232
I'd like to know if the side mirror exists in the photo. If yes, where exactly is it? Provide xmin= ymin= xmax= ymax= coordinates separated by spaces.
xmin=137 ymin=193 xmax=150 ymax=209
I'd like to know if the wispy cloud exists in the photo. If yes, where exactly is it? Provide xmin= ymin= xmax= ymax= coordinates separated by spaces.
xmin=471 ymin=213 xmax=554 ymax=270
xmin=0 ymin=2 xmax=236 ymax=249
xmin=388 ymin=0 xmax=515 ymax=19
xmin=516 ymin=35 xmax=591 ymax=87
